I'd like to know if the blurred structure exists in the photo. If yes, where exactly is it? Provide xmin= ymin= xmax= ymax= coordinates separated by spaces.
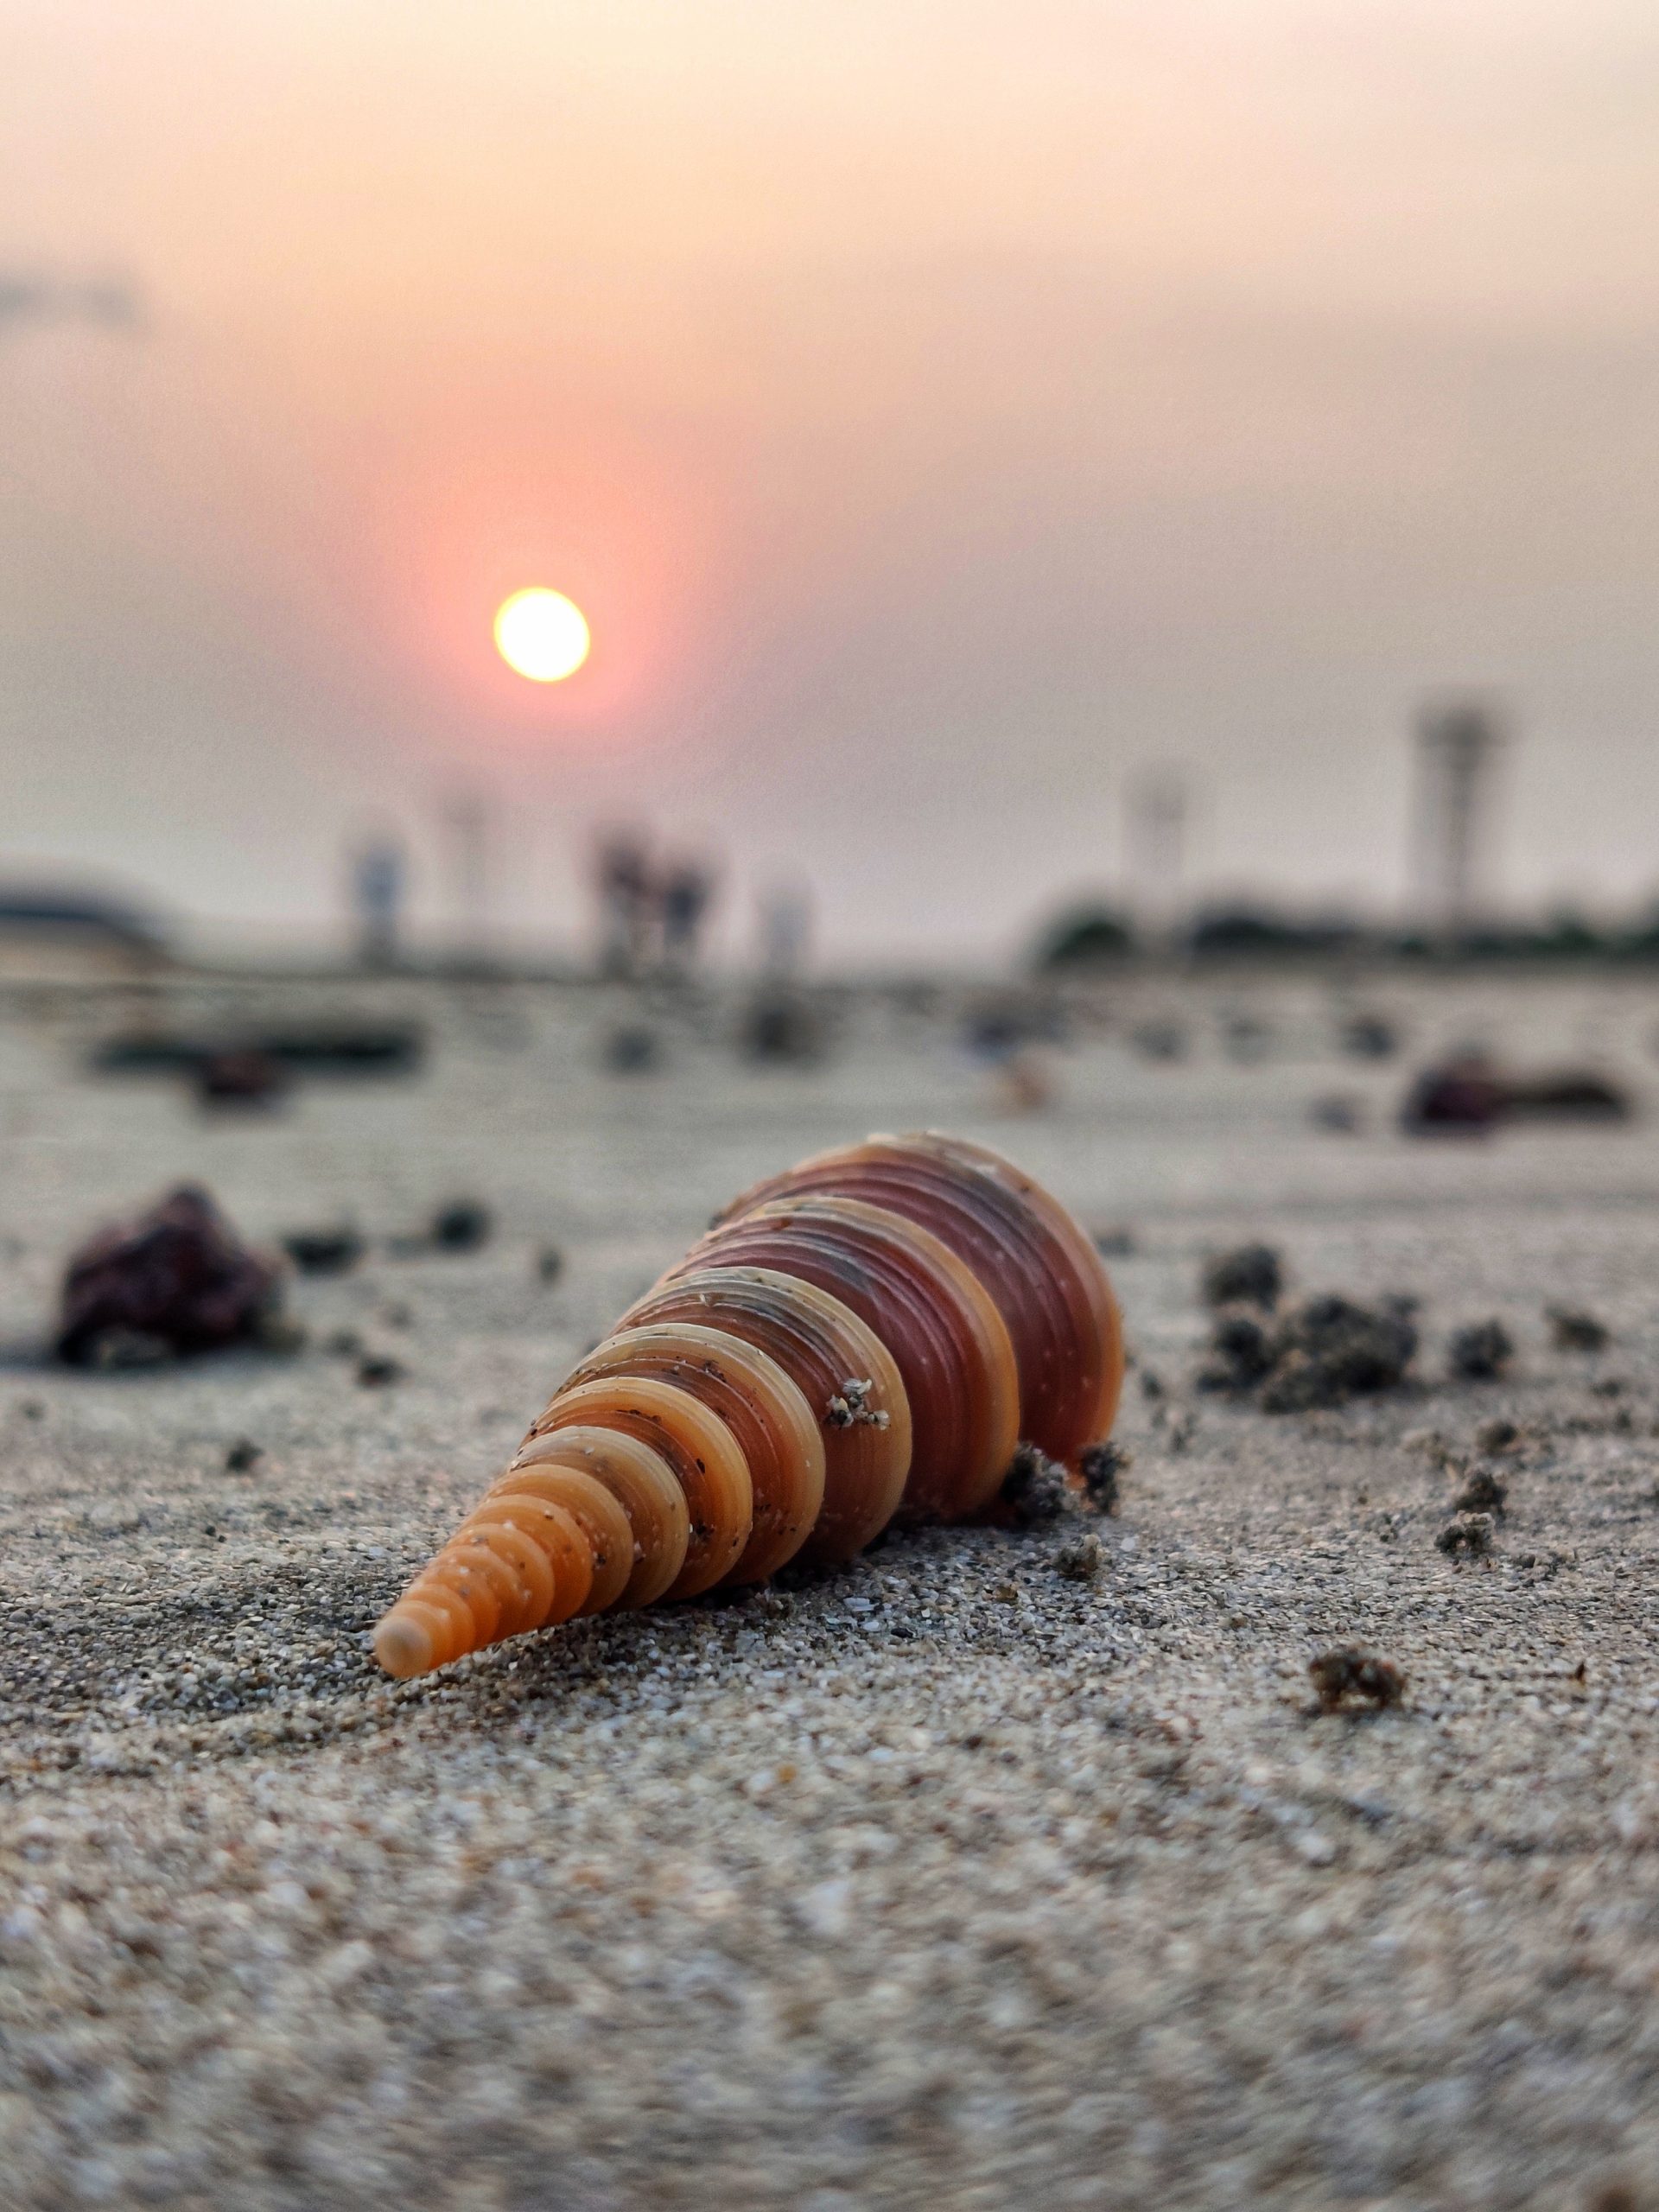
xmin=92 ymin=1022 xmax=425 ymax=1083
xmin=1035 ymin=904 xmax=1135 ymax=972
xmin=743 ymin=886 xmax=822 ymax=1063
xmin=595 ymin=833 xmax=655 ymax=977
xmin=349 ymin=836 xmax=405 ymax=969
xmin=594 ymin=835 xmax=721 ymax=979
xmin=0 ymin=269 xmax=143 ymax=335
xmin=1126 ymin=769 xmax=1187 ymax=938
xmin=659 ymin=858 xmax=715 ymax=976
xmin=0 ymin=886 xmax=169 ymax=982
xmin=758 ymin=884 xmax=812 ymax=979
xmin=1186 ymin=906 xmax=1363 ymax=960
xmin=1415 ymin=702 xmax=1505 ymax=938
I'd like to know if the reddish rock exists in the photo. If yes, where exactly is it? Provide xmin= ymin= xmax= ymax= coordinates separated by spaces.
xmin=57 ymin=1185 xmax=283 ymax=1367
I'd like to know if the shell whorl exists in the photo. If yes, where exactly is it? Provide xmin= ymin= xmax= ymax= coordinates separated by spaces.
xmin=372 ymin=1133 xmax=1122 ymax=1678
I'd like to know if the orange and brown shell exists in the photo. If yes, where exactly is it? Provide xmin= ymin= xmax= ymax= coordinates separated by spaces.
xmin=372 ymin=1132 xmax=1124 ymax=1679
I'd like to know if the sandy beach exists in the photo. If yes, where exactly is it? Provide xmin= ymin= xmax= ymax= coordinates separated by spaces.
xmin=3 ymin=966 xmax=1659 ymax=2210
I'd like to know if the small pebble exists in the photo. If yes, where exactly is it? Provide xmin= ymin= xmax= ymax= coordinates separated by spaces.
xmin=1548 ymin=1305 xmax=1611 ymax=1353
xmin=1001 ymin=1443 xmax=1072 ymax=1527
xmin=1201 ymin=1243 xmax=1282 ymax=1311
xmin=1437 ymin=1510 xmax=1496 ymax=1558
xmin=1475 ymin=1416 xmax=1521 ymax=1455
xmin=1309 ymin=1645 xmax=1407 ymax=1712
xmin=1053 ymin=1532 xmax=1103 ymax=1581
xmin=1447 ymin=1319 xmax=1514 ymax=1382
xmin=1078 ymin=1440 xmax=1128 ymax=1514
xmin=282 ymin=1225 xmax=364 ymax=1276
xmin=1452 ymin=1465 xmax=1508 ymax=1516
xmin=430 ymin=1199 xmax=493 ymax=1253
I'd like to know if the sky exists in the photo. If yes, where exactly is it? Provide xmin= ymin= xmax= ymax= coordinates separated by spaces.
xmin=5 ymin=0 xmax=1659 ymax=964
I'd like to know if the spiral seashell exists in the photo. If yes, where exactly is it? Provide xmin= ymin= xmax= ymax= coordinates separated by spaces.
xmin=372 ymin=1133 xmax=1122 ymax=1679
xmin=709 ymin=1133 xmax=1124 ymax=1465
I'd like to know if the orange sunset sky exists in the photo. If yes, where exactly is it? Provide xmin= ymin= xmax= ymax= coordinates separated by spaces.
xmin=5 ymin=1 xmax=1659 ymax=957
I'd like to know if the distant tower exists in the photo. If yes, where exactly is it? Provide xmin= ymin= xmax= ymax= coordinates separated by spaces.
xmin=350 ymin=836 xmax=405 ymax=969
xmin=1415 ymin=702 xmax=1505 ymax=936
xmin=1127 ymin=768 xmax=1187 ymax=935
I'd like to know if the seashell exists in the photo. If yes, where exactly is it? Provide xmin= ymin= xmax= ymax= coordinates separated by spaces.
xmin=664 ymin=1194 xmax=1020 ymax=1521
xmin=372 ymin=1133 xmax=1122 ymax=1678
xmin=616 ymin=1268 xmax=909 ymax=1565
xmin=709 ymin=1133 xmax=1123 ymax=1465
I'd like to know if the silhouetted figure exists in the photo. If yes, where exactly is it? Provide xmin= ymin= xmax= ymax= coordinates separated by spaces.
xmin=596 ymin=834 xmax=654 ymax=976
xmin=660 ymin=859 xmax=715 ymax=975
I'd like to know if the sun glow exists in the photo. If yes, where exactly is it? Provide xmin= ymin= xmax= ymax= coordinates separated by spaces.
xmin=493 ymin=588 xmax=591 ymax=682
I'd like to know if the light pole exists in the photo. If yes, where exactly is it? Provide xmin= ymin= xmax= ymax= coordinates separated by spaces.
xmin=1416 ymin=702 xmax=1505 ymax=941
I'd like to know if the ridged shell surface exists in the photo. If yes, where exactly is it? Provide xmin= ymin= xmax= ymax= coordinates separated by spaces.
xmin=713 ymin=1134 xmax=1123 ymax=1462
xmin=372 ymin=1134 xmax=1120 ymax=1678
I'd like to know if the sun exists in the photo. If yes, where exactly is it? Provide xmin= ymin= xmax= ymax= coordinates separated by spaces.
xmin=493 ymin=588 xmax=591 ymax=683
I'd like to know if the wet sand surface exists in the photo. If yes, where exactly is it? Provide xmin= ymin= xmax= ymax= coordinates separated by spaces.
xmin=3 ymin=970 xmax=1659 ymax=2211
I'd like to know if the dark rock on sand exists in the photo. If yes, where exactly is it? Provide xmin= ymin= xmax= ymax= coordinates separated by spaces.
xmin=1201 ymin=1243 xmax=1282 ymax=1311
xmin=1405 ymin=1057 xmax=1632 ymax=1136
xmin=1203 ymin=1293 xmax=1418 ymax=1414
xmin=1402 ymin=1058 xmax=1507 ymax=1134
xmin=1309 ymin=1646 xmax=1406 ymax=1712
xmin=1505 ymin=1070 xmax=1632 ymax=1124
xmin=195 ymin=1050 xmax=289 ymax=1108
xmin=92 ymin=1022 xmax=424 ymax=1079
xmin=1196 ymin=1306 xmax=1277 ymax=1394
xmin=1447 ymin=1319 xmax=1515 ymax=1382
xmin=282 ymin=1224 xmax=365 ymax=1275
xmin=1001 ymin=1443 xmax=1073 ymax=1527
xmin=1261 ymin=1295 xmax=1418 ymax=1412
xmin=1078 ymin=1440 xmax=1128 ymax=1513
xmin=1475 ymin=1415 xmax=1522 ymax=1454
xmin=429 ymin=1198 xmax=493 ymax=1254
xmin=1437 ymin=1510 xmax=1497 ymax=1558
xmin=56 ymin=1185 xmax=283 ymax=1368
xmin=1054 ymin=1532 xmax=1104 ymax=1580
xmin=1452 ymin=1464 xmax=1509 ymax=1516
xmin=1548 ymin=1304 xmax=1611 ymax=1353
